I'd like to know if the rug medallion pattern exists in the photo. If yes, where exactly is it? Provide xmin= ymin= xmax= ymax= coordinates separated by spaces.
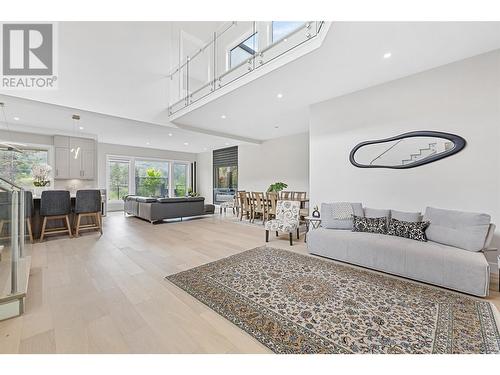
xmin=166 ymin=247 xmax=500 ymax=354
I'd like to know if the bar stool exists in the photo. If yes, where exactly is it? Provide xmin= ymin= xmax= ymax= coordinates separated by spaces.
xmin=40 ymin=190 xmax=72 ymax=241
xmin=0 ymin=191 xmax=11 ymax=241
xmin=74 ymin=190 xmax=102 ymax=237
xmin=24 ymin=191 xmax=34 ymax=243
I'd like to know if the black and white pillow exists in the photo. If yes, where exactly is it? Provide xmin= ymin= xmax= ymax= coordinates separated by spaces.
xmin=352 ymin=215 xmax=388 ymax=234
xmin=387 ymin=218 xmax=430 ymax=242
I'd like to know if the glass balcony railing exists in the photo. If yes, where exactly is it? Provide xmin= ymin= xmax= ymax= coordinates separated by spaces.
xmin=0 ymin=176 xmax=29 ymax=320
xmin=168 ymin=21 xmax=324 ymax=115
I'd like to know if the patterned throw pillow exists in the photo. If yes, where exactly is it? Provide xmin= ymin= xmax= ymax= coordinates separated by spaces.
xmin=387 ymin=218 xmax=430 ymax=242
xmin=352 ymin=215 xmax=388 ymax=234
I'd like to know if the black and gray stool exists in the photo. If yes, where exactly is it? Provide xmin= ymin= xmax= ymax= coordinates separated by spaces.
xmin=24 ymin=191 xmax=34 ymax=243
xmin=40 ymin=190 xmax=72 ymax=241
xmin=74 ymin=189 xmax=102 ymax=237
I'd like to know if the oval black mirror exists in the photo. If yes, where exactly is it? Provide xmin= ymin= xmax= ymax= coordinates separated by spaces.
xmin=349 ymin=131 xmax=466 ymax=169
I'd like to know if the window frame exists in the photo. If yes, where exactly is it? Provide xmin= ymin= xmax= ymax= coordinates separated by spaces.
xmin=226 ymin=31 xmax=259 ymax=70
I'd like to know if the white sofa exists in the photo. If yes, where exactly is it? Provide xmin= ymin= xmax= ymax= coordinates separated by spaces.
xmin=307 ymin=206 xmax=495 ymax=297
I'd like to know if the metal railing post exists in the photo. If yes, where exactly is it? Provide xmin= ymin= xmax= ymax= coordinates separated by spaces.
xmin=19 ymin=189 xmax=25 ymax=258
xmin=10 ymin=190 xmax=19 ymax=295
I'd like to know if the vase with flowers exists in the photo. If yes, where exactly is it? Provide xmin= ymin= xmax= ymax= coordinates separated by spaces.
xmin=32 ymin=164 xmax=52 ymax=196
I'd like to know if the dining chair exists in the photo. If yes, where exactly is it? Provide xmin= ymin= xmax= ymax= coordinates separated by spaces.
xmin=40 ymin=190 xmax=72 ymax=241
xmin=251 ymin=192 xmax=266 ymax=224
xmin=265 ymin=200 xmax=301 ymax=246
xmin=24 ymin=191 xmax=34 ymax=243
xmin=280 ymin=191 xmax=293 ymax=200
xmin=266 ymin=191 xmax=278 ymax=221
xmin=234 ymin=190 xmax=245 ymax=216
xmin=74 ymin=189 xmax=103 ymax=237
xmin=293 ymin=191 xmax=309 ymax=218
xmin=238 ymin=191 xmax=252 ymax=221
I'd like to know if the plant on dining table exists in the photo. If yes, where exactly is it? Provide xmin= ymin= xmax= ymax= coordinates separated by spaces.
xmin=31 ymin=164 xmax=52 ymax=187
xmin=267 ymin=182 xmax=288 ymax=193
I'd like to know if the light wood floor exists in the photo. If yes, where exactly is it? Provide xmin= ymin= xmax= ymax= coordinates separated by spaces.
xmin=0 ymin=211 xmax=499 ymax=354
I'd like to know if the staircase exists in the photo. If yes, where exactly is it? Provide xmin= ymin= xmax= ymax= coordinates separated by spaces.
xmin=401 ymin=143 xmax=437 ymax=165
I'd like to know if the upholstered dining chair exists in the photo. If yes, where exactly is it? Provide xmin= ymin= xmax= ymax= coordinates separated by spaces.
xmin=280 ymin=191 xmax=293 ymax=200
xmin=266 ymin=191 xmax=278 ymax=221
xmin=234 ymin=190 xmax=245 ymax=216
xmin=74 ymin=189 xmax=103 ymax=237
xmin=40 ymin=190 xmax=72 ymax=241
xmin=265 ymin=200 xmax=301 ymax=246
xmin=251 ymin=192 xmax=266 ymax=224
xmin=238 ymin=191 xmax=252 ymax=221
xmin=294 ymin=191 xmax=309 ymax=218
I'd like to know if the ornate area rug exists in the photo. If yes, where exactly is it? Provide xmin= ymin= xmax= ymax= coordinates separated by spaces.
xmin=166 ymin=247 xmax=500 ymax=354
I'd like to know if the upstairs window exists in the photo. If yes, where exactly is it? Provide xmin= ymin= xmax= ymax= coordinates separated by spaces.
xmin=229 ymin=32 xmax=258 ymax=69
xmin=272 ymin=21 xmax=305 ymax=42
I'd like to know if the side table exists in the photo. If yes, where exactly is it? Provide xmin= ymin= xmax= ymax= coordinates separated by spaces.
xmin=304 ymin=216 xmax=321 ymax=243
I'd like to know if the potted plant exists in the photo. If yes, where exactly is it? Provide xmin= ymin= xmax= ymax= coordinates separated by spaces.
xmin=267 ymin=182 xmax=288 ymax=193
xmin=187 ymin=187 xmax=199 ymax=197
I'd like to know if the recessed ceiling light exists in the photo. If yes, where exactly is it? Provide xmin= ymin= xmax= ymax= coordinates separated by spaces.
xmin=277 ymin=93 xmax=283 ymax=99
xmin=284 ymin=38 xmax=288 ymax=42
xmin=221 ymin=115 xmax=226 ymax=119
xmin=168 ymin=133 xmax=173 ymax=137
xmin=13 ymin=117 xmax=20 ymax=121
xmin=383 ymin=52 xmax=392 ymax=59
xmin=146 ymin=142 xmax=150 ymax=145
xmin=183 ymin=142 xmax=189 ymax=146
xmin=225 ymin=142 xmax=230 ymax=146
xmin=203 ymin=147 xmax=208 ymax=151
xmin=79 ymin=126 xmax=84 ymax=130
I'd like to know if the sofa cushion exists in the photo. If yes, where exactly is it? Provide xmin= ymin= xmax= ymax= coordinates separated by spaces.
xmin=135 ymin=197 xmax=158 ymax=203
xmin=352 ymin=215 xmax=388 ymax=234
xmin=364 ymin=207 xmax=390 ymax=219
xmin=423 ymin=207 xmax=491 ymax=252
xmin=156 ymin=197 xmax=188 ymax=203
xmin=387 ymin=218 xmax=429 ymax=242
xmin=321 ymin=202 xmax=363 ymax=229
xmin=391 ymin=209 xmax=422 ymax=222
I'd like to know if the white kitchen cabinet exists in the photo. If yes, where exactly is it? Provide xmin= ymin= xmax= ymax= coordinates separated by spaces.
xmin=54 ymin=135 xmax=96 ymax=180
xmin=54 ymin=147 xmax=70 ymax=179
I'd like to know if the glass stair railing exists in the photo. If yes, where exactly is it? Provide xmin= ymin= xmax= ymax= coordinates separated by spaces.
xmin=168 ymin=21 xmax=325 ymax=115
xmin=0 ymin=177 xmax=30 ymax=321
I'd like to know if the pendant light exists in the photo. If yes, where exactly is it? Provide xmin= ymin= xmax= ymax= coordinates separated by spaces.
xmin=70 ymin=114 xmax=81 ymax=159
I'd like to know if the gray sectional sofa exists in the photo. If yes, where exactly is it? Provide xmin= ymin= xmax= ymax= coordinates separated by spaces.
xmin=307 ymin=205 xmax=495 ymax=297
xmin=124 ymin=196 xmax=214 ymax=223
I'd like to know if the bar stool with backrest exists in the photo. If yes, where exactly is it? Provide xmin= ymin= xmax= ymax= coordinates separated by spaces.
xmin=24 ymin=191 xmax=34 ymax=243
xmin=0 ymin=191 xmax=34 ymax=243
xmin=74 ymin=189 xmax=103 ymax=237
xmin=0 ymin=191 xmax=11 ymax=241
xmin=238 ymin=191 xmax=252 ymax=221
xmin=40 ymin=190 xmax=72 ymax=241
xmin=251 ymin=192 xmax=266 ymax=224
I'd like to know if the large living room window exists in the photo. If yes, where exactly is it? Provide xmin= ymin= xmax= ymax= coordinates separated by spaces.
xmin=134 ymin=160 xmax=169 ymax=197
xmin=213 ymin=146 xmax=238 ymax=204
xmin=172 ymin=162 xmax=189 ymax=197
xmin=0 ymin=146 xmax=50 ymax=189
xmin=108 ymin=158 xmax=130 ymax=201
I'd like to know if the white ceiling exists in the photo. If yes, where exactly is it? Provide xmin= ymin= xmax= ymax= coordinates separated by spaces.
xmin=0 ymin=94 xmax=242 ymax=152
xmin=174 ymin=22 xmax=500 ymax=141
xmin=1 ymin=22 xmax=500 ymax=148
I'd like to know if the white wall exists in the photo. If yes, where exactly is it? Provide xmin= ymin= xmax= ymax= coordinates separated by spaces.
xmin=239 ymin=132 xmax=309 ymax=193
xmin=196 ymin=151 xmax=213 ymax=203
xmin=310 ymin=50 xmax=500 ymax=258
